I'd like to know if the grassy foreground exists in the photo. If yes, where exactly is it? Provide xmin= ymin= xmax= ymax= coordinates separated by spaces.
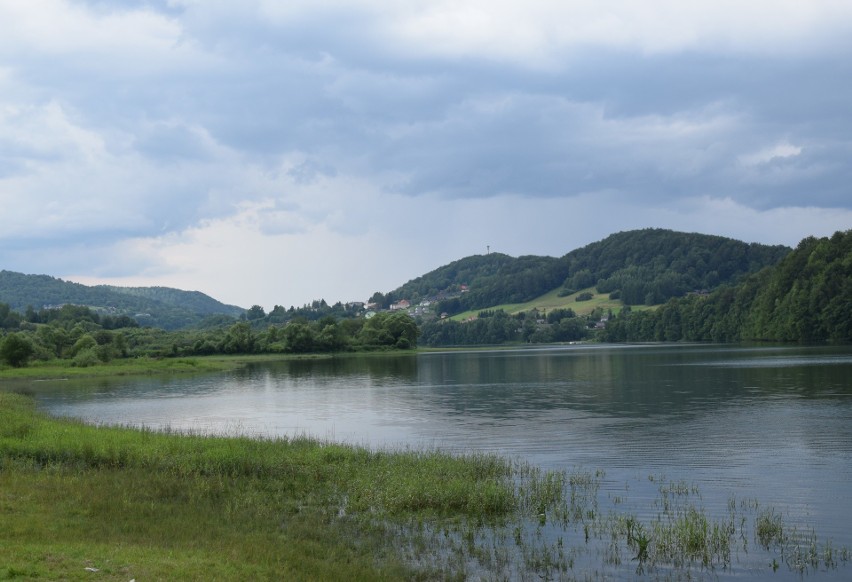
xmin=0 ymin=391 xmax=562 ymax=581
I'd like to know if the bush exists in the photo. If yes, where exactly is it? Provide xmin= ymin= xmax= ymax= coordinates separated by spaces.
xmin=575 ymin=292 xmax=594 ymax=302
xmin=72 ymin=347 xmax=100 ymax=368
xmin=70 ymin=334 xmax=98 ymax=358
xmin=0 ymin=333 xmax=35 ymax=367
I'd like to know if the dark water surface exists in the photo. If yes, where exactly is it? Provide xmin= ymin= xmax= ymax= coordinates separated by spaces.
xmin=23 ymin=343 xmax=852 ymax=579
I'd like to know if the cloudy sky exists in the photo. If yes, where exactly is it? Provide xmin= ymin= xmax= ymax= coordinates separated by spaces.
xmin=2 ymin=0 xmax=851 ymax=310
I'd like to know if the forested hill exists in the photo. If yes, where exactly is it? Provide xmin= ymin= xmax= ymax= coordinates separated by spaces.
xmin=560 ymin=229 xmax=790 ymax=304
xmin=389 ymin=229 xmax=790 ymax=315
xmin=388 ymin=253 xmax=568 ymax=311
xmin=0 ymin=271 xmax=244 ymax=330
xmin=602 ymin=230 xmax=852 ymax=343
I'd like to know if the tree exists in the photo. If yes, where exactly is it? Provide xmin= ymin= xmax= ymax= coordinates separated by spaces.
xmin=70 ymin=334 xmax=98 ymax=358
xmin=222 ymin=322 xmax=256 ymax=353
xmin=246 ymin=305 xmax=266 ymax=321
xmin=0 ymin=303 xmax=22 ymax=330
xmin=283 ymin=322 xmax=316 ymax=353
xmin=0 ymin=333 xmax=35 ymax=367
xmin=315 ymin=316 xmax=347 ymax=352
xmin=35 ymin=325 xmax=70 ymax=358
xmin=359 ymin=312 xmax=419 ymax=349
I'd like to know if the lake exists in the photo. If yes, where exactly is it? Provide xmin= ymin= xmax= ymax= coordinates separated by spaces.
xmin=23 ymin=343 xmax=852 ymax=580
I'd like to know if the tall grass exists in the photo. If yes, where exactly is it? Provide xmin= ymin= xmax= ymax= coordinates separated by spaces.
xmin=0 ymin=392 xmax=563 ymax=580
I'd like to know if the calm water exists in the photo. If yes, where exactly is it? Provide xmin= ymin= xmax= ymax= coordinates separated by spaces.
xmin=20 ymin=343 xmax=852 ymax=579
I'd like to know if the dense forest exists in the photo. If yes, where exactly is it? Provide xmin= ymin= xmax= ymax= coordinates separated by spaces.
xmin=602 ymin=230 xmax=852 ymax=343
xmin=559 ymin=228 xmax=790 ymax=305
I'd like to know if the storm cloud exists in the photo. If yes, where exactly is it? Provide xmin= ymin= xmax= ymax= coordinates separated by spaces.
xmin=1 ymin=0 xmax=850 ymax=308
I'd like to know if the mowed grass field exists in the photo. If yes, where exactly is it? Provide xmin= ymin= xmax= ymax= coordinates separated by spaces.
xmin=449 ymin=287 xmax=656 ymax=322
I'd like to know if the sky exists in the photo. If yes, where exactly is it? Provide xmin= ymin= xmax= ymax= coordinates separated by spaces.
xmin=1 ymin=0 xmax=851 ymax=310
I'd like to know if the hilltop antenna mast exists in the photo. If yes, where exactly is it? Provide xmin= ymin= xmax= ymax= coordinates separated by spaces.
xmin=487 ymin=245 xmax=490 ymax=255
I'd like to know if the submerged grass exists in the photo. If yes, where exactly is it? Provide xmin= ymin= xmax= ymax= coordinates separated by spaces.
xmin=0 ymin=353 xmax=334 ymax=380
xmin=0 ymin=391 xmax=556 ymax=580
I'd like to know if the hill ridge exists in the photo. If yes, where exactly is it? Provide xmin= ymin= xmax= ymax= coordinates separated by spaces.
xmin=0 ymin=270 xmax=245 ymax=330
xmin=386 ymin=229 xmax=790 ymax=315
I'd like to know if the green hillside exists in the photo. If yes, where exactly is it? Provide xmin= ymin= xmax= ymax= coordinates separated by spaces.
xmin=602 ymin=230 xmax=852 ymax=343
xmin=0 ymin=271 xmax=244 ymax=330
xmin=393 ymin=229 xmax=790 ymax=317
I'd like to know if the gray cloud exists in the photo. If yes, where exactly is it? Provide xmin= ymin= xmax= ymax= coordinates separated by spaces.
xmin=1 ymin=0 xmax=850 ymax=305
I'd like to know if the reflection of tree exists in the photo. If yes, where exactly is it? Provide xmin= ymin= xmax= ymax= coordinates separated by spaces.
xmin=264 ymin=353 xmax=419 ymax=382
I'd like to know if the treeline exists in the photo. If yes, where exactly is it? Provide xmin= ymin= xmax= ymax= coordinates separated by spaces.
xmin=601 ymin=230 xmax=852 ymax=343
xmin=0 ymin=304 xmax=419 ymax=368
xmin=242 ymin=299 xmax=365 ymax=325
xmin=419 ymin=308 xmax=598 ymax=347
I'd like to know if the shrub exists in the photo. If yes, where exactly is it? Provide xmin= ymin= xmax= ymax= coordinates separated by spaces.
xmin=0 ymin=333 xmax=35 ymax=367
xmin=72 ymin=347 xmax=100 ymax=368
xmin=70 ymin=334 xmax=98 ymax=358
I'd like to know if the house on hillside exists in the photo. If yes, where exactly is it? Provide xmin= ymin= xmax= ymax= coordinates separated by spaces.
xmin=390 ymin=299 xmax=411 ymax=311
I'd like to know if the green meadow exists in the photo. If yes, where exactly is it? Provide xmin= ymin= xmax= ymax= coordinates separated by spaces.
xmin=449 ymin=287 xmax=655 ymax=322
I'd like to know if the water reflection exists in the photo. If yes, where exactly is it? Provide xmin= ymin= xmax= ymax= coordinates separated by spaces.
xmin=18 ymin=343 xmax=852 ymax=554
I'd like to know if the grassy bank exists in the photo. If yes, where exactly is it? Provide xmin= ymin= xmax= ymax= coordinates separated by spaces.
xmin=0 ymin=392 xmax=561 ymax=580
xmin=0 ymin=354 xmax=322 ymax=381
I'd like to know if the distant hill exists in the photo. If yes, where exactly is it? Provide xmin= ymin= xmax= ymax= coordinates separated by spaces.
xmin=390 ymin=229 xmax=791 ymax=315
xmin=0 ymin=271 xmax=245 ymax=330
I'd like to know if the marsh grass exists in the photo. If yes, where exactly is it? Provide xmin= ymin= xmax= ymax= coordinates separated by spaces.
xmin=1 ymin=391 xmax=848 ymax=580
xmin=0 ymin=392 xmax=563 ymax=580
